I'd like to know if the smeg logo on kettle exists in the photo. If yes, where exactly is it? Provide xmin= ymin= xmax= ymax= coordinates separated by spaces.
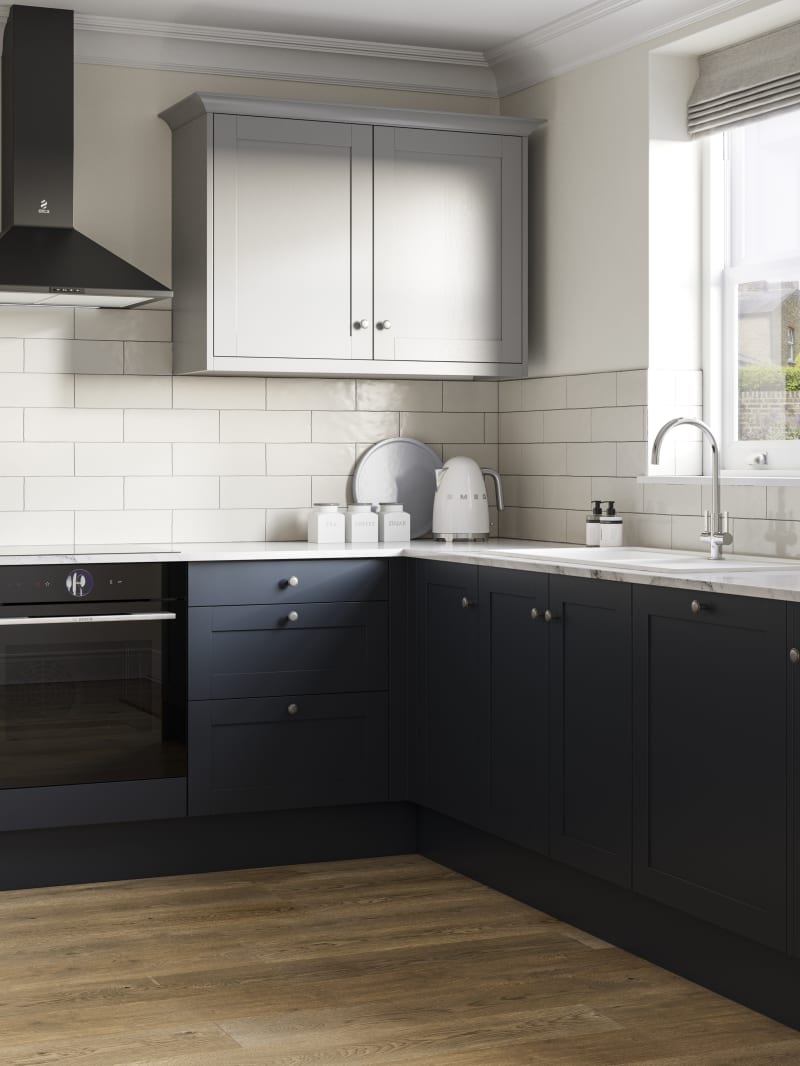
xmin=66 ymin=569 xmax=94 ymax=598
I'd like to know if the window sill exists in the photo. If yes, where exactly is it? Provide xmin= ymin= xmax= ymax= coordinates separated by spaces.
xmin=638 ymin=473 xmax=800 ymax=487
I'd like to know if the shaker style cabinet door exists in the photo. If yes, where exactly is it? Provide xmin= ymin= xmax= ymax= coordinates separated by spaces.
xmin=633 ymin=587 xmax=787 ymax=951
xmin=372 ymin=126 xmax=524 ymax=367
xmin=213 ymin=114 xmax=372 ymax=362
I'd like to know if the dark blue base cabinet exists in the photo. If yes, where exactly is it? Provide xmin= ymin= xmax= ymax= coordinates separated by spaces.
xmin=188 ymin=559 xmax=391 ymax=816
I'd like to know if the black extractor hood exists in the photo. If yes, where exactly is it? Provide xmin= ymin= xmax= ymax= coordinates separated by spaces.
xmin=0 ymin=4 xmax=171 ymax=307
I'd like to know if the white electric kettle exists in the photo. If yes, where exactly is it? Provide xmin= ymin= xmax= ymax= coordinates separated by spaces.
xmin=432 ymin=456 xmax=504 ymax=542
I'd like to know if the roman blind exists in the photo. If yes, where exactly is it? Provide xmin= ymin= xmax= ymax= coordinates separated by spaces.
xmin=688 ymin=20 xmax=800 ymax=137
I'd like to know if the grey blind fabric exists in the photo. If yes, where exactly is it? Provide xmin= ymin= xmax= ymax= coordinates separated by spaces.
xmin=688 ymin=20 xmax=800 ymax=137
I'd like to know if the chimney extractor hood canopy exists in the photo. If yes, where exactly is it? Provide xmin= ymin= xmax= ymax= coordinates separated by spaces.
xmin=0 ymin=5 xmax=171 ymax=308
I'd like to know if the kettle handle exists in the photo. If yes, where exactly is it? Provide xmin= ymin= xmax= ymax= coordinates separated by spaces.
xmin=481 ymin=468 xmax=504 ymax=511
xmin=434 ymin=466 xmax=448 ymax=490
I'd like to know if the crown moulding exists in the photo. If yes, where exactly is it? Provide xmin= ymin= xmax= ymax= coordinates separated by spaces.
xmin=0 ymin=0 xmax=763 ymax=99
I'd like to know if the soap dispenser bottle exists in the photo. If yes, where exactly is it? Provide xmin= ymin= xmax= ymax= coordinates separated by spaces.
xmin=585 ymin=500 xmax=603 ymax=546
xmin=600 ymin=501 xmax=623 ymax=547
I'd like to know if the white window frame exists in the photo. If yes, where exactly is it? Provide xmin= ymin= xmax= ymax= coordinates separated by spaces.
xmin=714 ymin=122 xmax=800 ymax=470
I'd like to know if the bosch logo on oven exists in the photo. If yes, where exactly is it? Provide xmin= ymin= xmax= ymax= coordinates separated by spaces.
xmin=66 ymin=569 xmax=94 ymax=598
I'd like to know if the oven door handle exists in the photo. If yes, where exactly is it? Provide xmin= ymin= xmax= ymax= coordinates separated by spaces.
xmin=0 ymin=612 xmax=177 ymax=626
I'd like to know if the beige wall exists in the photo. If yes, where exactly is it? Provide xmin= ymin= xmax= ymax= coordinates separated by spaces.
xmin=500 ymin=48 xmax=651 ymax=379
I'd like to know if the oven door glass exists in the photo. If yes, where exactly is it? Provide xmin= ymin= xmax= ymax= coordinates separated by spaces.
xmin=0 ymin=604 xmax=186 ymax=789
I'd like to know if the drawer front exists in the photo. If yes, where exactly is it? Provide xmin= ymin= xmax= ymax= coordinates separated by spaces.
xmin=189 ymin=601 xmax=388 ymax=699
xmin=188 ymin=559 xmax=388 ymax=606
xmin=189 ymin=693 xmax=389 ymax=815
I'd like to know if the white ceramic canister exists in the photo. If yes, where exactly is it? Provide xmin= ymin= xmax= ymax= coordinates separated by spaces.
xmin=308 ymin=503 xmax=345 ymax=544
xmin=346 ymin=504 xmax=379 ymax=543
xmin=378 ymin=503 xmax=411 ymax=543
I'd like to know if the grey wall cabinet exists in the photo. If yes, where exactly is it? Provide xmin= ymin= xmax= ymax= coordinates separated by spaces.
xmin=161 ymin=93 xmax=541 ymax=379
xmin=187 ymin=559 xmax=390 ymax=817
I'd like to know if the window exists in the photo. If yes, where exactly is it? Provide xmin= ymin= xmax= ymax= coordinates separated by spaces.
xmin=719 ymin=109 xmax=800 ymax=467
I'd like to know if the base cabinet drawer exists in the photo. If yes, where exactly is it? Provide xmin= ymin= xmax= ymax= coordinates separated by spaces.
xmin=189 ymin=559 xmax=388 ymax=607
xmin=189 ymin=601 xmax=388 ymax=699
xmin=189 ymin=693 xmax=389 ymax=815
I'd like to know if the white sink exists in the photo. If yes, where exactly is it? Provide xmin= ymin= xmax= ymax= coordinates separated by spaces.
xmin=494 ymin=545 xmax=795 ymax=573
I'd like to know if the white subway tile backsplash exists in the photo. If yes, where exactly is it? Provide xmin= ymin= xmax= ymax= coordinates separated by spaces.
xmin=268 ymin=377 xmax=354 ymax=411
xmin=125 ymin=476 xmax=219 ymax=510
xmin=400 ymin=412 xmax=485 ymax=443
xmin=0 ymin=409 xmax=24 ymax=441
xmin=75 ymin=308 xmax=171 ymax=342
xmin=500 ymin=442 xmax=567 ymax=476
xmin=173 ymin=376 xmax=265 ymax=410
xmin=267 ymin=443 xmax=354 ymax=476
xmin=566 ymin=443 xmax=616 ymax=476
xmin=442 ymin=443 xmax=499 ymax=468
xmin=124 ymin=409 xmax=219 ymax=443
xmin=542 ymin=475 xmax=591 ymax=510
xmin=311 ymin=475 xmax=352 ymax=506
xmin=498 ymin=378 xmax=523 ymax=412
xmin=0 ymin=478 xmax=23 ymax=510
xmin=731 ymin=517 xmax=800 ymax=558
xmin=123 ymin=342 xmax=173 ymax=375
xmin=704 ymin=483 xmax=766 ymax=520
xmin=499 ymin=411 xmax=543 ymax=444
xmin=173 ymin=443 xmax=264 ymax=476
xmin=591 ymin=406 xmax=646 ymax=442
xmin=25 ymin=408 xmax=122 ymax=443
xmin=220 ymin=476 xmax=310 ymax=510
xmin=76 ymin=443 xmax=170 ymax=476
xmin=616 ymin=442 xmax=648 ymax=478
xmin=622 ymin=513 xmax=672 ymax=549
xmin=521 ymin=376 xmax=566 ymax=411
xmin=643 ymin=482 xmax=702 ymax=516
xmin=443 ymin=381 xmax=498 ymax=412
xmin=26 ymin=477 xmax=123 ymax=511
xmin=220 ymin=410 xmax=310 ymax=443
xmin=616 ymin=370 xmax=647 ymax=406
xmin=25 ymin=339 xmax=123 ymax=374
xmin=590 ymin=477 xmax=644 ymax=515
xmin=0 ymin=340 xmax=24 ymax=372
xmin=0 ymin=307 xmax=73 ymax=339
xmin=485 ymin=413 xmax=499 ymax=444
xmin=0 ymin=443 xmax=73 ymax=476
xmin=567 ymin=373 xmax=616 ymax=409
xmin=76 ymin=375 xmax=171 ymax=409
xmin=357 ymin=379 xmax=441 ymax=412
xmin=0 ymin=373 xmax=74 ymax=407
xmin=75 ymin=509 xmax=172 ymax=545
xmin=313 ymin=411 xmax=398 ymax=443
xmin=0 ymin=511 xmax=73 ymax=546
xmin=173 ymin=509 xmax=266 ymax=543
xmin=266 ymin=508 xmax=310 ymax=542
xmin=501 ymin=475 xmax=543 ymax=508
xmin=542 ymin=409 xmax=591 ymax=443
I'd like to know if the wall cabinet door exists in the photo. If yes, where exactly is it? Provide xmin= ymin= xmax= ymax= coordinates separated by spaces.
xmin=412 ymin=561 xmax=484 ymax=825
xmin=549 ymin=576 xmax=632 ymax=887
xmin=213 ymin=114 xmax=373 ymax=363
xmin=373 ymin=126 xmax=524 ymax=368
xmin=479 ymin=567 xmax=549 ymax=852
xmin=633 ymin=587 xmax=787 ymax=951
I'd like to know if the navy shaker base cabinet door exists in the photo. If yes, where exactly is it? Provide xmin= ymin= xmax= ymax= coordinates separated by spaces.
xmin=633 ymin=587 xmax=788 ymax=952
xmin=189 ymin=694 xmax=389 ymax=816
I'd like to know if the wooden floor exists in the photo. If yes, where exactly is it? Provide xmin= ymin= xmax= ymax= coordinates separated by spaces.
xmin=2 ymin=855 xmax=800 ymax=1065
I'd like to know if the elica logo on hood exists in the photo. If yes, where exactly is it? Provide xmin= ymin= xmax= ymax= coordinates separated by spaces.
xmin=38 ymin=199 xmax=49 ymax=215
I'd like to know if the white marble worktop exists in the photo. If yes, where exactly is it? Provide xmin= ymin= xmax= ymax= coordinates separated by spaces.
xmin=3 ymin=539 xmax=800 ymax=602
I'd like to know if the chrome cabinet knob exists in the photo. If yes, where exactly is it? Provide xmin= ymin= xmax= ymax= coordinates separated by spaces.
xmin=287 ymin=575 xmax=299 ymax=587
xmin=377 ymin=320 xmax=392 ymax=330
xmin=690 ymin=599 xmax=707 ymax=614
xmin=355 ymin=319 xmax=370 ymax=330
xmin=287 ymin=702 xmax=299 ymax=715
xmin=531 ymin=607 xmax=541 ymax=621
xmin=791 ymin=648 xmax=800 ymax=665
xmin=461 ymin=597 xmax=475 ymax=609
xmin=287 ymin=610 xmax=299 ymax=622
xmin=544 ymin=609 xmax=559 ymax=623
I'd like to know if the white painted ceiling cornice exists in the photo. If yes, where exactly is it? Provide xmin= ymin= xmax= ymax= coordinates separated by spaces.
xmin=0 ymin=0 xmax=774 ymax=99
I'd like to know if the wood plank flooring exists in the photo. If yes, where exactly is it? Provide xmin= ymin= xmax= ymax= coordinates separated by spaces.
xmin=1 ymin=854 xmax=799 ymax=1065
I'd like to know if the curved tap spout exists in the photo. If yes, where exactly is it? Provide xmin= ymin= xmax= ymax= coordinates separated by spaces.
xmin=651 ymin=417 xmax=732 ymax=560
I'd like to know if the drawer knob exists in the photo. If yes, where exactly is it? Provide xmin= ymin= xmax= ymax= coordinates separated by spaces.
xmin=354 ymin=318 xmax=370 ymax=330
xmin=531 ymin=607 xmax=541 ymax=621
xmin=287 ymin=575 xmax=299 ymax=587
xmin=791 ymin=648 xmax=800 ymax=665
xmin=461 ymin=597 xmax=475 ymax=609
xmin=287 ymin=610 xmax=299 ymax=623
xmin=377 ymin=320 xmax=392 ymax=331
xmin=544 ymin=609 xmax=559 ymax=623
xmin=690 ymin=599 xmax=708 ymax=614
xmin=287 ymin=703 xmax=299 ymax=715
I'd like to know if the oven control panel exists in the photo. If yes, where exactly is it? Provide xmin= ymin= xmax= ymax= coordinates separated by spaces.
xmin=0 ymin=564 xmax=171 ymax=604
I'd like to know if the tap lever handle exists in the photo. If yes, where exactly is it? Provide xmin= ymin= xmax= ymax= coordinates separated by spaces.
xmin=702 ymin=509 xmax=711 ymax=535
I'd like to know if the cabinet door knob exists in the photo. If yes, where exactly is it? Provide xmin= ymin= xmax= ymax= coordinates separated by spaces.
xmin=287 ymin=610 xmax=299 ymax=623
xmin=544 ymin=609 xmax=559 ymax=623
xmin=531 ymin=607 xmax=541 ymax=621
xmin=791 ymin=648 xmax=800 ymax=665
xmin=287 ymin=575 xmax=299 ymax=587
xmin=377 ymin=320 xmax=392 ymax=330
xmin=690 ymin=599 xmax=707 ymax=614
xmin=355 ymin=319 xmax=370 ymax=330
xmin=461 ymin=597 xmax=475 ymax=609
xmin=287 ymin=703 xmax=299 ymax=715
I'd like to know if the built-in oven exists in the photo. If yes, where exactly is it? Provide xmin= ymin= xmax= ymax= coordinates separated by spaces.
xmin=0 ymin=562 xmax=187 ymax=831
